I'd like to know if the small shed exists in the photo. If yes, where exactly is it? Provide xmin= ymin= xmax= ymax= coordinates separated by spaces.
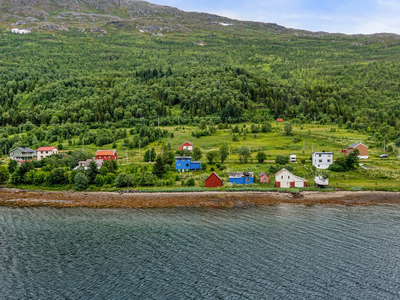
xmin=277 ymin=118 xmax=284 ymax=122
xmin=205 ymin=172 xmax=222 ymax=188
xmin=258 ymin=172 xmax=270 ymax=183
xmin=229 ymin=172 xmax=254 ymax=184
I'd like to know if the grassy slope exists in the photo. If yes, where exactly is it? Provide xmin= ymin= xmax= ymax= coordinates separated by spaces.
xmin=17 ymin=121 xmax=397 ymax=192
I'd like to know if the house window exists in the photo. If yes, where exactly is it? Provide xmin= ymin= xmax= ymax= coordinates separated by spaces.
xmin=281 ymin=176 xmax=283 ymax=179
xmin=177 ymin=163 xmax=181 ymax=166
xmin=319 ymin=154 xmax=322 ymax=157
xmin=246 ymin=179 xmax=249 ymax=182
xmin=46 ymin=151 xmax=48 ymax=154
xmin=327 ymin=160 xmax=331 ymax=163
xmin=186 ymin=164 xmax=189 ymax=167
xmin=319 ymin=160 xmax=322 ymax=163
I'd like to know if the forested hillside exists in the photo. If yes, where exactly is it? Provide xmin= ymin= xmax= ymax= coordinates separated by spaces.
xmin=1 ymin=0 xmax=400 ymax=151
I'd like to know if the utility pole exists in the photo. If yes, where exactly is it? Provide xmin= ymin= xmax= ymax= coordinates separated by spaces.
xmin=4 ymin=144 xmax=7 ymax=156
xmin=158 ymin=116 xmax=160 ymax=128
xmin=303 ymin=140 xmax=305 ymax=152
xmin=314 ymin=113 xmax=316 ymax=125
xmin=139 ymin=139 xmax=141 ymax=159
xmin=83 ymin=138 xmax=84 ymax=152
xmin=384 ymin=140 xmax=386 ymax=152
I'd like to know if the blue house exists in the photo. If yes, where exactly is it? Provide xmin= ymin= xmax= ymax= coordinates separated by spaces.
xmin=175 ymin=156 xmax=201 ymax=172
xmin=229 ymin=172 xmax=254 ymax=184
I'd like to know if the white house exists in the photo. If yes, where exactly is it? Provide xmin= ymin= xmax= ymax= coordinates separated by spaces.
xmin=36 ymin=147 xmax=58 ymax=161
xmin=179 ymin=141 xmax=193 ymax=151
xmin=312 ymin=152 xmax=333 ymax=169
xmin=74 ymin=159 xmax=104 ymax=170
xmin=275 ymin=168 xmax=307 ymax=188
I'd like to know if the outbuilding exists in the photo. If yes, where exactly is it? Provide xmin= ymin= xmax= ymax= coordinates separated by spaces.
xmin=229 ymin=172 xmax=254 ymax=184
xmin=258 ymin=172 xmax=270 ymax=183
xmin=205 ymin=172 xmax=222 ymax=188
xmin=275 ymin=168 xmax=307 ymax=188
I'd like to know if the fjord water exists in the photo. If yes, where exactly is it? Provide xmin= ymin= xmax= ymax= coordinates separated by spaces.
xmin=1 ymin=206 xmax=400 ymax=299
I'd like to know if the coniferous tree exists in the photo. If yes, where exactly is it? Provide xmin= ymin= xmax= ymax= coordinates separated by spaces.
xmin=153 ymin=156 xmax=165 ymax=179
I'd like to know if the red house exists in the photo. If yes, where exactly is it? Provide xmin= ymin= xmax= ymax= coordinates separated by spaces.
xmin=277 ymin=118 xmax=284 ymax=122
xmin=179 ymin=141 xmax=193 ymax=151
xmin=95 ymin=150 xmax=118 ymax=161
xmin=205 ymin=172 xmax=222 ymax=188
xmin=258 ymin=172 xmax=270 ymax=183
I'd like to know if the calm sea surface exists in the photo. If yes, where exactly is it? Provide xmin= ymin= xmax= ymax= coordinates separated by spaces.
xmin=1 ymin=205 xmax=400 ymax=299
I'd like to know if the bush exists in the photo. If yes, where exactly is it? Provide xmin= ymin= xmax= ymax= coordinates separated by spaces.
xmin=94 ymin=174 xmax=104 ymax=186
xmin=75 ymin=173 xmax=89 ymax=191
xmin=104 ymin=173 xmax=116 ymax=184
xmin=47 ymin=168 xmax=67 ymax=185
xmin=33 ymin=170 xmax=47 ymax=185
xmin=328 ymin=163 xmax=346 ymax=172
xmin=115 ymin=173 xmax=134 ymax=188
xmin=275 ymin=155 xmax=289 ymax=165
xmin=185 ymin=178 xmax=196 ymax=187
xmin=0 ymin=166 xmax=10 ymax=184
xmin=201 ymin=162 xmax=207 ymax=171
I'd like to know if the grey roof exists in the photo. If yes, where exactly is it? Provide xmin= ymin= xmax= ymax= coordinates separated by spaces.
xmin=175 ymin=156 xmax=192 ymax=160
xmin=10 ymin=147 xmax=36 ymax=153
xmin=191 ymin=161 xmax=201 ymax=164
xmin=259 ymin=172 xmax=269 ymax=177
xmin=229 ymin=172 xmax=254 ymax=178
xmin=348 ymin=143 xmax=361 ymax=149
xmin=347 ymin=143 xmax=368 ymax=149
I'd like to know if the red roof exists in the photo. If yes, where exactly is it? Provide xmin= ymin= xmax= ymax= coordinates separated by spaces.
xmin=96 ymin=150 xmax=116 ymax=156
xmin=180 ymin=141 xmax=193 ymax=147
xmin=37 ymin=147 xmax=57 ymax=151
xmin=277 ymin=118 xmax=283 ymax=122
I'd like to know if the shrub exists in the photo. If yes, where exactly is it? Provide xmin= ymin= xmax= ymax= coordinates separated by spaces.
xmin=33 ymin=170 xmax=47 ymax=185
xmin=94 ymin=174 xmax=104 ymax=186
xmin=201 ymin=162 xmax=207 ymax=171
xmin=328 ymin=163 xmax=346 ymax=172
xmin=0 ymin=166 xmax=10 ymax=184
xmin=275 ymin=155 xmax=289 ymax=165
xmin=185 ymin=178 xmax=196 ymax=187
xmin=104 ymin=173 xmax=116 ymax=184
xmin=115 ymin=173 xmax=134 ymax=188
xmin=75 ymin=173 xmax=89 ymax=191
xmin=47 ymin=168 xmax=67 ymax=185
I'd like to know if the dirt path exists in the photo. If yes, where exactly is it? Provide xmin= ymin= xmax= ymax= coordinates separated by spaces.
xmin=0 ymin=189 xmax=399 ymax=208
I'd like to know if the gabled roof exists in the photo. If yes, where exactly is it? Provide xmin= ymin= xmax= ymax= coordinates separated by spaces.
xmin=180 ymin=141 xmax=193 ymax=146
xmin=96 ymin=150 xmax=117 ymax=156
xmin=191 ymin=161 xmax=201 ymax=164
xmin=347 ymin=143 xmax=368 ymax=149
xmin=37 ymin=147 xmax=57 ymax=151
xmin=229 ymin=172 xmax=254 ymax=178
xmin=206 ymin=172 xmax=222 ymax=182
xmin=259 ymin=171 xmax=269 ymax=177
xmin=10 ymin=147 xmax=35 ymax=153
xmin=275 ymin=168 xmax=307 ymax=182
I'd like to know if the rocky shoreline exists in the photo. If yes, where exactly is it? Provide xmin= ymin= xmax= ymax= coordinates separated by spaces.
xmin=0 ymin=189 xmax=399 ymax=208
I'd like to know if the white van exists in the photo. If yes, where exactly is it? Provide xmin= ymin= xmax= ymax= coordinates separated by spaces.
xmin=290 ymin=155 xmax=297 ymax=163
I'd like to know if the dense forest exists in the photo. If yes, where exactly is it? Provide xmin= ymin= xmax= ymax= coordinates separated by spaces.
xmin=1 ymin=13 xmax=400 ymax=152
